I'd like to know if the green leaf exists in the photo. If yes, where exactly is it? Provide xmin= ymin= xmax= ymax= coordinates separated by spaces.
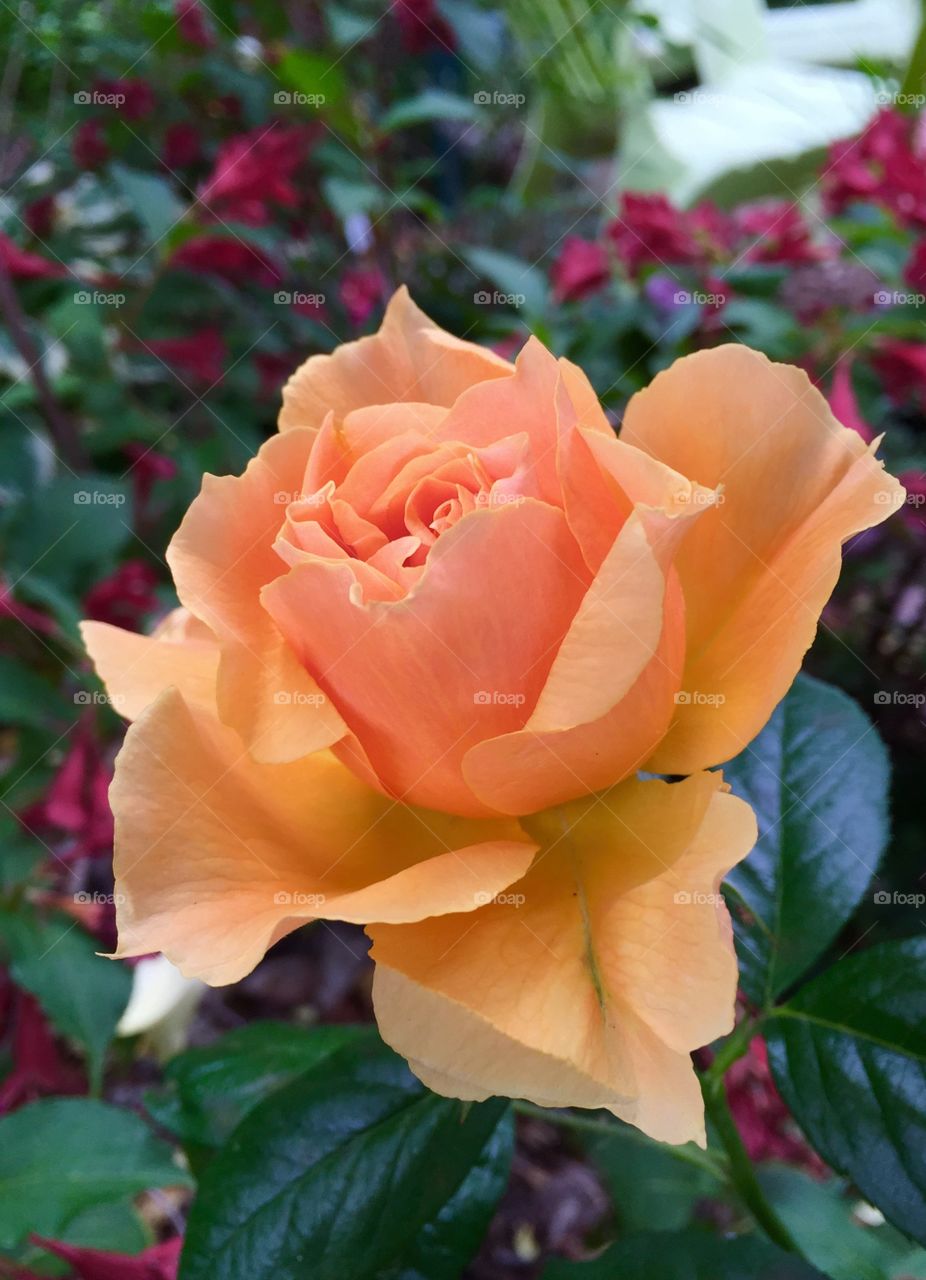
xmin=179 ymin=1037 xmax=512 ymax=1280
xmin=0 ymin=655 xmax=69 ymax=729
xmin=381 ymin=1109 xmax=514 ymax=1280
xmin=541 ymin=1229 xmax=828 ymax=1278
xmin=0 ymin=909 xmax=131 ymax=1091
xmin=724 ymin=674 xmax=889 ymax=1003
xmin=147 ymin=1022 xmax=368 ymax=1154
xmin=758 ymin=1165 xmax=892 ymax=1280
xmin=110 ymin=163 xmax=187 ymax=247
xmin=0 ymin=1098 xmax=190 ymax=1249
xmin=460 ymin=245 xmax=550 ymax=317
xmin=583 ymin=1122 xmax=719 ymax=1234
xmin=380 ymin=90 xmax=481 ymax=133
xmin=7 ymin=472 xmax=134 ymax=586
xmin=767 ymin=938 xmax=926 ymax=1246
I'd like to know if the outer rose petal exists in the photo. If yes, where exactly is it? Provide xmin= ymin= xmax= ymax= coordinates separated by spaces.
xmin=371 ymin=771 xmax=756 ymax=1145
xmin=167 ymin=429 xmax=346 ymax=763
xmin=278 ymin=287 xmax=511 ymax=433
xmin=110 ymin=689 xmax=536 ymax=985
xmin=80 ymin=608 xmax=219 ymax=719
xmin=262 ymin=500 xmax=591 ymax=816
xmin=621 ymin=345 xmax=906 ymax=773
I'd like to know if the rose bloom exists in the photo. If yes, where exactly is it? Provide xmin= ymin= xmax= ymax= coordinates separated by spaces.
xmin=83 ymin=290 xmax=902 ymax=1143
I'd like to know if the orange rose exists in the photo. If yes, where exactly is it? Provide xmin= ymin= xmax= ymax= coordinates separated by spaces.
xmin=82 ymin=289 xmax=902 ymax=1143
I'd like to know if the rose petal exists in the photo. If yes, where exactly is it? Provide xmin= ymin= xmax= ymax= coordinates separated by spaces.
xmin=111 ymin=689 xmax=536 ymax=985
xmin=279 ymin=287 xmax=511 ymax=433
xmin=621 ymin=344 xmax=906 ymax=772
xmin=370 ymin=771 xmax=756 ymax=1144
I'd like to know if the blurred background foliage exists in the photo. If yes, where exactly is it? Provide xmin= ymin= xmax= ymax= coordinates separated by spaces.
xmin=1 ymin=0 xmax=926 ymax=1277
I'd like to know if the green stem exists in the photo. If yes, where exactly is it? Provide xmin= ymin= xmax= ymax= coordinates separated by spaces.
xmin=512 ymin=1101 xmax=727 ymax=1180
xmin=701 ymin=1075 xmax=800 ymax=1255
xmin=900 ymin=1 xmax=926 ymax=105
xmin=704 ymin=1012 xmax=763 ymax=1083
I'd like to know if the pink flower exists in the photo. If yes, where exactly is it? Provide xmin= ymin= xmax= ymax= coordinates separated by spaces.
xmin=24 ymin=194 xmax=55 ymax=241
xmin=32 ymin=1237 xmax=182 ymax=1280
xmin=734 ymin=200 xmax=822 ymax=265
xmin=0 ymin=232 xmax=64 ymax=280
xmin=175 ymin=0 xmax=213 ymax=48
xmin=340 ymin=266 xmax=386 ymax=326
xmin=73 ymin=119 xmax=109 ymax=169
xmin=905 ymin=238 xmax=926 ymax=291
xmin=824 ymin=108 xmax=926 ymax=228
xmin=94 ymin=77 xmax=156 ymax=121
xmin=162 ymin=121 xmax=201 ymax=169
xmin=84 ymin=561 xmax=161 ymax=632
xmin=826 ymin=358 xmax=874 ymax=443
xmin=28 ymin=728 xmax=115 ymax=862
xmin=873 ymin=338 xmax=926 ymax=406
xmin=170 ymin=234 xmax=281 ymax=284
xmin=899 ymin=470 xmax=926 ymax=535
xmin=0 ymin=988 xmax=84 ymax=1113
xmin=726 ymin=1037 xmax=826 ymax=1175
xmin=391 ymin=0 xmax=455 ymax=53
xmin=144 ymin=328 xmax=227 ymax=385
xmin=551 ymin=236 xmax=610 ymax=302
xmin=124 ymin=444 xmax=178 ymax=516
xmin=198 ymin=124 xmax=314 ymax=224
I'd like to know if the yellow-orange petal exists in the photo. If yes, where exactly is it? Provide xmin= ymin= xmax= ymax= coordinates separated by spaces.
xmin=166 ymin=428 xmax=346 ymax=763
xmin=110 ymin=689 xmax=536 ymax=985
xmin=278 ymin=287 xmax=511 ymax=433
xmin=621 ymin=344 xmax=906 ymax=773
xmin=80 ymin=609 xmax=219 ymax=719
xmin=370 ymin=771 xmax=756 ymax=1145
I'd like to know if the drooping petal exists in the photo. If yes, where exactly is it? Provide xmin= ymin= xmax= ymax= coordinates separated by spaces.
xmin=262 ymin=500 xmax=591 ymax=815
xmin=110 ymin=689 xmax=536 ymax=985
xmin=621 ymin=345 xmax=906 ymax=773
xmin=370 ymin=771 xmax=756 ymax=1145
xmin=278 ymin=287 xmax=511 ymax=433
xmin=166 ymin=429 xmax=346 ymax=763
xmin=80 ymin=608 xmax=218 ymax=719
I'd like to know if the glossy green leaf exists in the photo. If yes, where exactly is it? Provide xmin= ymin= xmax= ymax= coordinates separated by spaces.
xmin=767 ymin=938 xmax=926 ymax=1245
xmin=180 ymin=1037 xmax=512 ymax=1280
xmin=146 ymin=1021 xmax=370 ymax=1153
xmin=724 ymin=674 xmax=889 ymax=1003
xmin=0 ymin=1099 xmax=190 ymax=1249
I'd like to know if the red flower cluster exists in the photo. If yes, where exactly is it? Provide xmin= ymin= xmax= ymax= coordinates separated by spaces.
xmin=726 ymin=1037 xmax=827 ymax=1176
xmin=551 ymin=192 xmax=822 ymax=302
xmin=198 ymin=123 xmax=315 ymax=225
xmin=824 ymin=108 xmax=926 ymax=229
